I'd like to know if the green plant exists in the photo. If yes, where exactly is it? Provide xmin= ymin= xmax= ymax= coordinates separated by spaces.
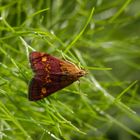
xmin=0 ymin=0 xmax=140 ymax=140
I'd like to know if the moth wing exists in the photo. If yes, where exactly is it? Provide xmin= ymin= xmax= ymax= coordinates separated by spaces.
xmin=29 ymin=51 xmax=63 ymax=76
xmin=28 ymin=75 xmax=74 ymax=101
xmin=29 ymin=51 xmax=86 ymax=101
xmin=28 ymin=78 xmax=44 ymax=101
xmin=29 ymin=51 xmax=85 ymax=76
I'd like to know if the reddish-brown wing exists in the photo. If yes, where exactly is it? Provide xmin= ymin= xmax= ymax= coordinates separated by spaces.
xmin=29 ymin=51 xmax=86 ymax=101
xmin=29 ymin=76 xmax=74 ymax=101
xmin=29 ymin=51 xmax=62 ymax=77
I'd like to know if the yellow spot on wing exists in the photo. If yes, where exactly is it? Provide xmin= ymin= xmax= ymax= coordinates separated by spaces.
xmin=45 ymin=76 xmax=52 ymax=83
xmin=41 ymin=87 xmax=47 ymax=94
xmin=42 ymin=56 xmax=47 ymax=62
xmin=45 ymin=67 xmax=49 ymax=72
xmin=45 ymin=64 xmax=51 ymax=72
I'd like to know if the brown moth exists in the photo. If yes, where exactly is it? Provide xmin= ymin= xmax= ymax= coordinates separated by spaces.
xmin=28 ymin=51 xmax=86 ymax=101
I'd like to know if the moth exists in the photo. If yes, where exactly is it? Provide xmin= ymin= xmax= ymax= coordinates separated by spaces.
xmin=28 ymin=51 xmax=86 ymax=101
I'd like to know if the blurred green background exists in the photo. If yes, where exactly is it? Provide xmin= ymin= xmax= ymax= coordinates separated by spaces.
xmin=0 ymin=0 xmax=140 ymax=140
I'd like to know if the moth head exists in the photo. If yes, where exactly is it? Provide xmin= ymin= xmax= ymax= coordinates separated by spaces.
xmin=78 ymin=69 xmax=87 ymax=77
